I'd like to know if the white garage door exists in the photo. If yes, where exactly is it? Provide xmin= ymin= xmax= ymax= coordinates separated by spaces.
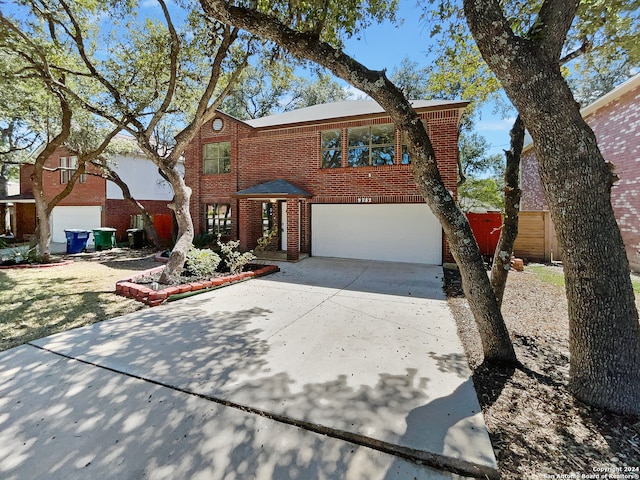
xmin=311 ymin=203 xmax=442 ymax=264
xmin=51 ymin=206 xmax=102 ymax=244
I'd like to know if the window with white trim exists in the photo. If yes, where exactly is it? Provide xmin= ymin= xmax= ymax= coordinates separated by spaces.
xmin=60 ymin=156 xmax=86 ymax=184
xmin=347 ymin=124 xmax=395 ymax=167
xmin=203 ymin=142 xmax=231 ymax=174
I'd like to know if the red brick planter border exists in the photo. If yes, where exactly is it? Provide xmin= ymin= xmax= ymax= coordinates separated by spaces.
xmin=116 ymin=263 xmax=280 ymax=306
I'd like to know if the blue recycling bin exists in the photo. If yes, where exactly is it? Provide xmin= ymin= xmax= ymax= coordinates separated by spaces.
xmin=65 ymin=229 xmax=91 ymax=254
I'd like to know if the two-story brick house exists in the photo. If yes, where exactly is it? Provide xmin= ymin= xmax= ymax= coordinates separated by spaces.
xmin=184 ymin=99 xmax=465 ymax=263
xmin=520 ymin=73 xmax=640 ymax=271
xmin=1 ymin=142 xmax=179 ymax=245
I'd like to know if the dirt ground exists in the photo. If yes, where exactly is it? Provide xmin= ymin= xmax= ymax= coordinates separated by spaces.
xmin=445 ymin=265 xmax=640 ymax=479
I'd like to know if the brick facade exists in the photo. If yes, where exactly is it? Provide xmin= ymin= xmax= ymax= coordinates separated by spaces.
xmin=185 ymin=102 xmax=463 ymax=263
xmin=20 ymin=147 xmax=107 ymax=208
xmin=16 ymin=147 xmax=175 ymax=242
xmin=104 ymin=199 xmax=174 ymax=243
xmin=520 ymin=74 xmax=640 ymax=271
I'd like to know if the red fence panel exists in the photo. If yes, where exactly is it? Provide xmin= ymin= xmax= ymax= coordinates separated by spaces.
xmin=153 ymin=213 xmax=173 ymax=243
xmin=466 ymin=212 xmax=503 ymax=257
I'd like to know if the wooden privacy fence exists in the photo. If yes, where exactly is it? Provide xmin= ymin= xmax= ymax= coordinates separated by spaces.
xmin=466 ymin=210 xmax=561 ymax=262
xmin=513 ymin=211 xmax=562 ymax=262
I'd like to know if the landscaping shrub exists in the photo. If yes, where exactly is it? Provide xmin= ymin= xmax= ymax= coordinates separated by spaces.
xmin=217 ymin=237 xmax=256 ymax=274
xmin=0 ymin=242 xmax=39 ymax=266
xmin=192 ymin=233 xmax=217 ymax=249
xmin=184 ymin=246 xmax=221 ymax=277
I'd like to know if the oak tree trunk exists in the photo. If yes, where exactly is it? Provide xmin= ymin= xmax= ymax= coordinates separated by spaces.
xmin=490 ymin=116 xmax=524 ymax=308
xmin=464 ymin=0 xmax=640 ymax=414
xmin=31 ymin=173 xmax=52 ymax=263
xmin=0 ymin=170 xmax=8 ymax=234
xmin=159 ymin=168 xmax=194 ymax=284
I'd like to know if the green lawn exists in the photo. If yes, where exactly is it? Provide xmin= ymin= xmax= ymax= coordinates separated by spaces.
xmin=528 ymin=264 xmax=640 ymax=294
xmin=0 ymin=253 xmax=156 ymax=352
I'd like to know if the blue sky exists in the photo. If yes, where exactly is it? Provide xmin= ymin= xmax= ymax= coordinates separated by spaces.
xmin=339 ymin=1 xmax=515 ymax=157
xmin=134 ymin=0 xmax=517 ymax=155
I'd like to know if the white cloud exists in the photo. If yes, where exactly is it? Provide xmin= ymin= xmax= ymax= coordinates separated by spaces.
xmin=477 ymin=117 xmax=517 ymax=133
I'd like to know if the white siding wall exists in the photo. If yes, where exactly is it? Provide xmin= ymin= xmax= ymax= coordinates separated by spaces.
xmin=106 ymin=155 xmax=184 ymax=201
xmin=50 ymin=206 xmax=102 ymax=244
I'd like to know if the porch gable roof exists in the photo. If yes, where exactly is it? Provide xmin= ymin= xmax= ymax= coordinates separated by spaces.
xmin=234 ymin=179 xmax=312 ymax=199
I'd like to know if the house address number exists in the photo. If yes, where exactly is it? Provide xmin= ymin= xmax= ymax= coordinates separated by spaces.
xmin=357 ymin=197 xmax=372 ymax=203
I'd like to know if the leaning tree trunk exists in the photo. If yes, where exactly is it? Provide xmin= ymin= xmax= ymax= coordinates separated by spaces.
xmin=490 ymin=116 xmax=524 ymax=308
xmin=159 ymin=168 xmax=194 ymax=284
xmin=465 ymin=0 xmax=640 ymax=415
xmin=0 ymin=170 xmax=8 ymax=234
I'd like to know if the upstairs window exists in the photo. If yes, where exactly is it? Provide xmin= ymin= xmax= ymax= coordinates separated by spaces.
xmin=347 ymin=124 xmax=395 ymax=167
xmin=205 ymin=203 xmax=232 ymax=235
xmin=203 ymin=142 xmax=231 ymax=174
xmin=60 ymin=156 xmax=86 ymax=184
xmin=321 ymin=129 xmax=342 ymax=168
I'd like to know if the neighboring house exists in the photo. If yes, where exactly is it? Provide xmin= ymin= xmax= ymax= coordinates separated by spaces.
xmin=0 ymin=140 xmax=180 ymax=245
xmin=520 ymin=73 xmax=640 ymax=270
xmin=184 ymin=99 xmax=465 ymax=263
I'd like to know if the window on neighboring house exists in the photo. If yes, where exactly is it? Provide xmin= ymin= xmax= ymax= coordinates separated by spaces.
xmin=203 ymin=142 xmax=231 ymax=174
xmin=60 ymin=156 xmax=87 ymax=184
xmin=205 ymin=203 xmax=232 ymax=235
xmin=347 ymin=124 xmax=395 ymax=167
xmin=321 ymin=129 xmax=342 ymax=168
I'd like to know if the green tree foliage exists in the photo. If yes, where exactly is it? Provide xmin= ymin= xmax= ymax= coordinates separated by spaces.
xmin=458 ymin=178 xmax=503 ymax=212
xmin=1 ymin=0 xmax=255 ymax=279
xmin=286 ymin=72 xmax=350 ymax=110
xmin=222 ymin=64 xmax=350 ymax=120
xmin=457 ymin=131 xmax=504 ymax=212
xmin=389 ymin=58 xmax=430 ymax=99
xmin=422 ymin=0 xmax=640 ymax=107
xmin=569 ymin=56 xmax=637 ymax=106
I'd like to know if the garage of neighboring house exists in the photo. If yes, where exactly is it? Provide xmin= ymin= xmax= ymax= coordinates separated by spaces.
xmin=311 ymin=203 xmax=442 ymax=264
xmin=50 ymin=206 xmax=102 ymax=244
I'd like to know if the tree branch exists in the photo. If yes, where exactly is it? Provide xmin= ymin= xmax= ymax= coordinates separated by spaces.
xmin=145 ymin=0 xmax=181 ymax=137
xmin=46 ymin=125 xmax=123 ymax=212
xmin=559 ymin=38 xmax=592 ymax=65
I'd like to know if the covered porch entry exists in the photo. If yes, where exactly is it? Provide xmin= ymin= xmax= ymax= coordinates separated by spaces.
xmin=234 ymin=179 xmax=312 ymax=261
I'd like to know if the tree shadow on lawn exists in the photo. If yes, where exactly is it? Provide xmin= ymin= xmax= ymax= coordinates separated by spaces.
xmin=0 ymin=275 xmax=142 ymax=352
xmin=63 ymin=248 xmax=159 ymax=271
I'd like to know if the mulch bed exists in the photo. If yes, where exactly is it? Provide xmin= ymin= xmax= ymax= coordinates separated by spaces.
xmin=445 ymin=266 xmax=640 ymax=479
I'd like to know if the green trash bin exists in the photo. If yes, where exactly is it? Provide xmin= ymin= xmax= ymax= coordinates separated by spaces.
xmin=93 ymin=227 xmax=117 ymax=251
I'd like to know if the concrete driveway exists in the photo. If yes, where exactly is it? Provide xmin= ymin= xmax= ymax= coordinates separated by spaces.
xmin=0 ymin=257 xmax=497 ymax=479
